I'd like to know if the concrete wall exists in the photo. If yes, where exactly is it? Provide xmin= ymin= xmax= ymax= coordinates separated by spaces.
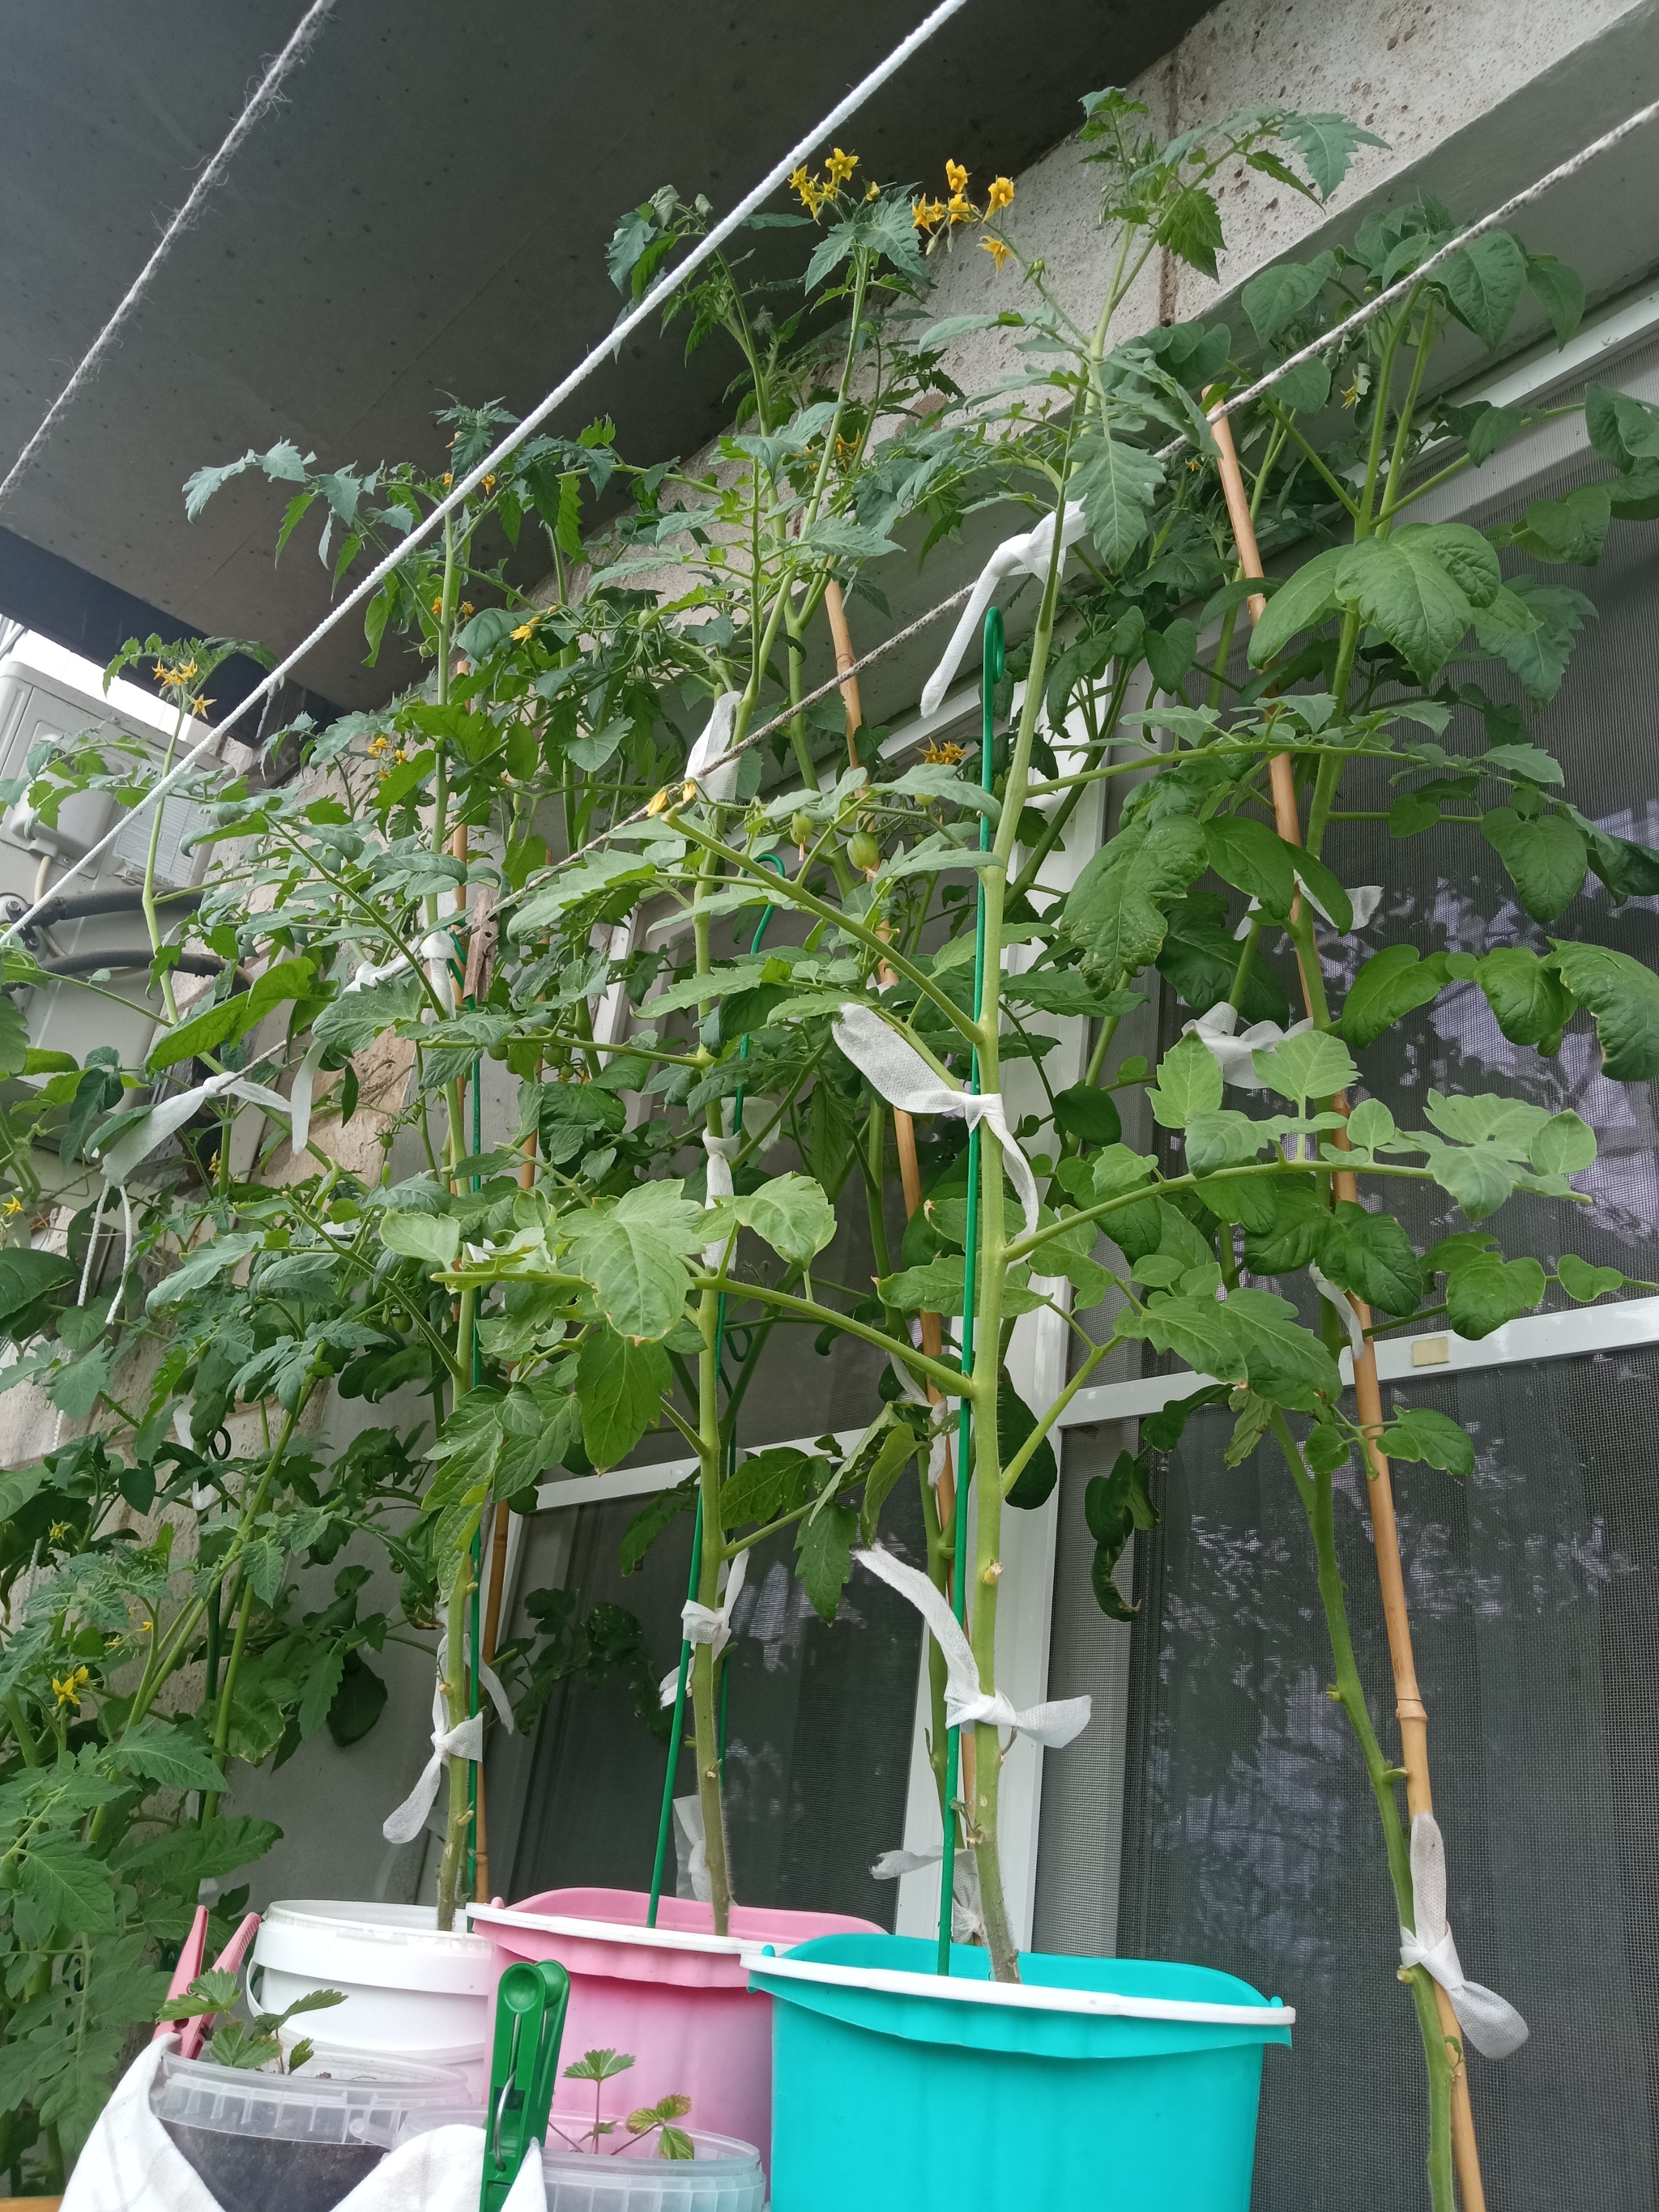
xmin=918 ymin=0 xmax=1655 ymax=402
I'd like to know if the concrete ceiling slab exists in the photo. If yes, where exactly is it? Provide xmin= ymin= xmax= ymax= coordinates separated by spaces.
xmin=0 ymin=0 xmax=1213 ymax=709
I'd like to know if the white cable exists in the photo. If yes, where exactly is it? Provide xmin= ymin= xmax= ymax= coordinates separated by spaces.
xmin=0 ymin=1 xmax=337 ymax=515
xmin=0 ymin=0 xmax=972 ymax=956
xmin=487 ymin=92 xmax=1659 ymax=905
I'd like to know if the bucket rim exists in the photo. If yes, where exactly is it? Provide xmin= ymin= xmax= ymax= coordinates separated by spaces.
xmin=743 ymin=1951 xmax=1294 ymax=2028
xmin=468 ymin=1902 xmax=751 ymax=1958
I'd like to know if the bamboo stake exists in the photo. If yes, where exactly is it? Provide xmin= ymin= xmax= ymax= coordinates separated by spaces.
xmin=1210 ymin=411 xmax=1485 ymax=2212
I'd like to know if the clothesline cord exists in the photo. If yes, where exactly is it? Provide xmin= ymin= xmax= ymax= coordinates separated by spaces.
xmin=6 ymin=61 xmax=1654 ymax=951
xmin=0 ymin=0 xmax=974 ymax=953
xmin=0 ymin=0 xmax=338 ymax=516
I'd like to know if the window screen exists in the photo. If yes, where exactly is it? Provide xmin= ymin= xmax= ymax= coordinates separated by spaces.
xmin=1115 ymin=396 xmax=1659 ymax=2208
xmin=1120 ymin=1351 xmax=1659 ymax=2208
xmin=508 ymin=1191 xmax=927 ymax=1924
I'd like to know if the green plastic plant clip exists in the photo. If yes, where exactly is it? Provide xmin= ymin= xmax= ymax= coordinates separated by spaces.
xmin=480 ymin=1958 xmax=571 ymax=2212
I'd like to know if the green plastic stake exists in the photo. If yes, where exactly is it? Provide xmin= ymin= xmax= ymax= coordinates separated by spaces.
xmin=480 ymin=1958 xmax=571 ymax=2212
xmin=645 ymin=855 xmax=785 ymax=1926
xmin=936 ymin=606 xmax=1002 ymax=1976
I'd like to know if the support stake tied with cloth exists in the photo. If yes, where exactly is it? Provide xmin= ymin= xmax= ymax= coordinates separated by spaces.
xmin=1208 ymin=400 xmax=1491 ymax=2210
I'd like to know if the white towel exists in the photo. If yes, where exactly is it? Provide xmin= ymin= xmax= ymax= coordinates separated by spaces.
xmin=61 ymin=2040 xmax=545 ymax=2212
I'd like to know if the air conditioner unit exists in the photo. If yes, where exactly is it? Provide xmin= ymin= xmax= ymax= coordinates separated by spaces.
xmin=0 ymin=635 xmax=212 ymax=883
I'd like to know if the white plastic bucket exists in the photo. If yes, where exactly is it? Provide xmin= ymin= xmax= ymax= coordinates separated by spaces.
xmin=251 ymin=1901 xmax=495 ymax=2095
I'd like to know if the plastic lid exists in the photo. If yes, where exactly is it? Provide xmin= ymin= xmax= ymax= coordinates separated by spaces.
xmin=152 ymin=2050 xmax=470 ymax=2148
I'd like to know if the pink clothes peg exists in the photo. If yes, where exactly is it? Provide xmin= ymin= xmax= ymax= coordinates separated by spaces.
xmin=179 ymin=1912 xmax=262 ymax=2061
xmin=151 ymin=1904 xmax=209 ymax=2044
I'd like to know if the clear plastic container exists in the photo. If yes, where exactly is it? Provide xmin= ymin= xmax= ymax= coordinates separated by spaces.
xmin=540 ymin=2117 xmax=765 ymax=2212
xmin=388 ymin=2104 xmax=766 ymax=2212
xmin=151 ymin=2048 xmax=468 ymax=2212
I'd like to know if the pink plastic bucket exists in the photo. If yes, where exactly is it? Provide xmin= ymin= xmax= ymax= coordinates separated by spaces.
xmin=470 ymin=1886 xmax=881 ymax=2166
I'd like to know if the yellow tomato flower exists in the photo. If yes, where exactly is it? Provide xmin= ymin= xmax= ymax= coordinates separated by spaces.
xmin=920 ymin=739 xmax=966 ymax=765
xmin=441 ymin=472 xmax=452 ymax=487
xmin=0 ymin=1195 xmax=21 ymax=1219
xmin=459 ymin=601 xmax=475 ymax=617
xmin=48 ymin=1521 xmax=70 ymax=1541
xmin=511 ymin=617 xmax=541 ymax=641
xmin=791 ymin=166 xmax=826 ymax=214
xmin=945 ymin=159 xmax=968 ymax=194
xmin=865 ymin=180 xmax=881 ymax=201
xmin=981 ymin=237 xmax=1013 ymax=272
xmin=911 ymin=198 xmax=946 ymax=233
xmin=483 ymin=474 xmax=497 ymax=492
xmin=53 ymin=1666 xmax=90 ymax=1708
xmin=160 ymin=658 xmax=199 ymax=692
xmin=646 ymin=786 xmax=672 ymax=816
xmin=986 ymin=176 xmax=1014 ymax=211
xmin=431 ymin=595 xmax=445 ymax=615
xmin=824 ymin=147 xmax=859 ymax=187
xmin=947 ymin=192 xmax=976 ymax=226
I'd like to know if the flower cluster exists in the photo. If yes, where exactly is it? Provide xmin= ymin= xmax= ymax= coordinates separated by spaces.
xmin=51 ymin=1666 xmax=89 ymax=1711
xmin=365 ymin=733 xmax=410 ymax=768
xmin=912 ymin=162 xmax=1015 ymax=270
xmin=790 ymin=146 xmax=859 ymax=219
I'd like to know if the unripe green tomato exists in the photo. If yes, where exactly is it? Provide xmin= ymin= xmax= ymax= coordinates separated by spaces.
xmin=488 ymin=1039 xmax=510 ymax=1062
xmin=849 ymin=828 xmax=881 ymax=873
xmin=790 ymin=811 xmax=815 ymax=849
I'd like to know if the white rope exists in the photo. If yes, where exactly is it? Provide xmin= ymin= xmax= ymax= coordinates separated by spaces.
xmin=0 ymin=1 xmax=338 ymax=516
xmin=0 ymin=0 xmax=973 ymax=955
xmin=491 ymin=96 xmax=1659 ymax=908
xmin=1159 ymin=92 xmax=1659 ymax=458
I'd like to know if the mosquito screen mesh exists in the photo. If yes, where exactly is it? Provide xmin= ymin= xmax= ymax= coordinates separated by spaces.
xmin=1120 ymin=1350 xmax=1659 ymax=2207
xmin=1115 ymin=401 xmax=1659 ymax=2208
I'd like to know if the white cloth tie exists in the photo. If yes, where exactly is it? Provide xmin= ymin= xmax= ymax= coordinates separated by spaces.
xmin=1233 ymin=881 xmax=1382 ymax=940
xmin=832 ymin=1000 xmax=1039 ymax=1235
xmin=422 ymin=929 xmax=458 ymax=1016
xmin=702 ymin=1121 xmax=742 ymax=1264
xmin=1183 ymin=1001 xmax=1316 ymax=1092
xmin=920 ymin=505 xmax=1086 ymax=718
xmin=659 ymin=1549 xmax=750 ymax=1706
xmin=1398 ymin=1812 xmax=1529 ymax=2060
xmin=1309 ymin=1263 xmax=1367 ymax=1358
xmin=96 ymin=1068 xmax=296 ymax=1187
xmin=871 ymin=1843 xmax=985 ymax=1943
xmin=382 ymin=1636 xmax=514 ymax=1847
xmin=855 ymin=1545 xmax=1090 ymax=1746
xmin=684 ymin=689 xmax=744 ymax=803
xmin=673 ymin=1794 xmax=711 ymax=1903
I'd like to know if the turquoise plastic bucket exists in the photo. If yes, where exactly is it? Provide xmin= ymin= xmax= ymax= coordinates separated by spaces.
xmin=750 ymin=1933 xmax=1291 ymax=2211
